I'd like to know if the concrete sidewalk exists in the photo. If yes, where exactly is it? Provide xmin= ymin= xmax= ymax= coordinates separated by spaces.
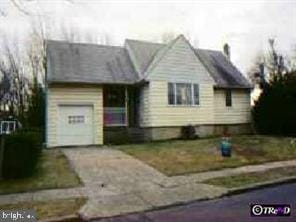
xmin=1 ymin=147 xmax=296 ymax=220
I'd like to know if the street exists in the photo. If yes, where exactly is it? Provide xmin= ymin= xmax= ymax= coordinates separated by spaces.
xmin=94 ymin=183 xmax=296 ymax=222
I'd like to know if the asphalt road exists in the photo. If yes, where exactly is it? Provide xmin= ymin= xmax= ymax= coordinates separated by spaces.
xmin=94 ymin=183 xmax=296 ymax=222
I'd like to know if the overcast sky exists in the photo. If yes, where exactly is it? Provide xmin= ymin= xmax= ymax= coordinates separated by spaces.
xmin=0 ymin=0 xmax=295 ymax=73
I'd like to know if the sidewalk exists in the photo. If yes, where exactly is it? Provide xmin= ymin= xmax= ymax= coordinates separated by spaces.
xmin=1 ymin=147 xmax=296 ymax=220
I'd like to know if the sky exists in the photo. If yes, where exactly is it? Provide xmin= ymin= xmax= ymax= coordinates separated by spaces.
xmin=0 ymin=0 xmax=295 ymax=73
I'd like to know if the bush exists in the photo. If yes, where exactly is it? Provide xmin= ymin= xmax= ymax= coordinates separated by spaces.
xmin=2 ymin=131 xmax=42 ymax=179
xmin=252 ymin=71 xmax=296 ymax=136
xmin=181 ymin=125 xmax=197 ymax=140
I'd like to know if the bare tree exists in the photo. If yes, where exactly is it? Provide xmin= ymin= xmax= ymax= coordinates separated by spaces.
xmin=248 ymin=39 xmax=296 ymax=89
xmin=0 ymin=37 xmax=29 ymax=118
xmin=0 ymin=0 xmax=74 ymax=17
xmin=247 ymin=53 xmax=265 ymax=85
xmin=161 ymin=32 xmax=177 ymax=44
xmin=27 ymin=20 xmax=46 ymax=84
xmin=0 ymin=16 xmax=46 ymax=120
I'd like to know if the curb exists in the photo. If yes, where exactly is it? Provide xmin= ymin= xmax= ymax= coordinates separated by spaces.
xmin=85 ymin=178 xmax=296 ymax=221
xmin=225 ymin=176 xmax=296 ymax=196
xmin=82 ymin=194 xmax=223 ymax=221
xmin=39 ymin=214 xmax=82 ymax=222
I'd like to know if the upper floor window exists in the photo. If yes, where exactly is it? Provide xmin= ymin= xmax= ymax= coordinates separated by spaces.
xmin=225 ymin=89 xmax=232 ymax=107
xmin=168 ymin=83 xmax=199 ymax=106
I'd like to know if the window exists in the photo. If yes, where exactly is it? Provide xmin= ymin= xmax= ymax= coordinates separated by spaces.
xmin=168 ymin=83 xmax=199 ymax=106
xmin=193 ymin=84 xmax=199 ymax=105
xmin=168 ymin=83 xmax=175 ymax=105
xmin=176 ymin=83 xmax=191 ymax=105
xmin=225 ymin=89 xmax=232 ymax=107
xmin=68 ymin=115 xmax=85 ymax=124
xmin=0 ymin=121 xmax=16 ymax=134
xmin=103 ymin=86 xmax=125 ymax=107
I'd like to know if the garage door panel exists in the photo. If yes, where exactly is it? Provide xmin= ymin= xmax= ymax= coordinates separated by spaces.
xmin=57 ymin=105 xmax=94 ymax=146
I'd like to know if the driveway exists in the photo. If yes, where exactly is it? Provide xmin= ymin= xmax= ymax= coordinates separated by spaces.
xmin=62 ymin=147 xmax=227 ymax=219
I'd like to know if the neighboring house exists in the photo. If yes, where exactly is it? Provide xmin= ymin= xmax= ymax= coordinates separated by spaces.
xmin=0 ymin=115 xmax=21 ymax=135
xmin=46 ymin=35 xmax=252 ymax=147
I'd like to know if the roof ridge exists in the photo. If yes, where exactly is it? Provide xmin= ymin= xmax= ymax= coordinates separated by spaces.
xmin=196 ymin=48 xmax=223 ymax=54
xmin=142 ymin=35 xmax=183 ymax=78
xmin=125 ymin=38 xmax=164 ymax=46
xmin=46 ymin=39 xmax=124 ymax=49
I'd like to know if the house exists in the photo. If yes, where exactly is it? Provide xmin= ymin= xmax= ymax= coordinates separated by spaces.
xmin=0 ymin=115 xmax=21 ymax=135
xmin=45 ymin=35 xmax=252 ymax=147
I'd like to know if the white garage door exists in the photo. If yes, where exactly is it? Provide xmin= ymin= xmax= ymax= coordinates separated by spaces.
xmin=57 ymin=105 xmax=94 ymax=146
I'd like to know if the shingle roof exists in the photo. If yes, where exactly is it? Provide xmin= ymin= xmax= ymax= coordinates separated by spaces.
xmin=47 ymin=37 xmax=252 ymax=88
xmin=125 ymin=39 xmax=163 ymax=75
xmin=47 ymin=40 xmax=138 ymax=84
xmin=125 ymin=38 xmax=251 ymax=88
xmin=195 ymin=49 xmax=252 ymax=88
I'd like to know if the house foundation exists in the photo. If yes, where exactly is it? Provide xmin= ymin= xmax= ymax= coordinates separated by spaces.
xmin=104 ymin=123 xmax=252 ymax=144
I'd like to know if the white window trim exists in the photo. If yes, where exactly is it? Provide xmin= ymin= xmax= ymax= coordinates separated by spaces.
xmin=168 ymin=83 xmax=200 ymax=107
xmin=0 ymin=121 xmax=16 ymax=135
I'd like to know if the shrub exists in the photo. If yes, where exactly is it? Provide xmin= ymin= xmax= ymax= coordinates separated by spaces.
xmin=2 ymin=131 xmax=42 ymax=179
xmin=181 ymin=125 xmax=197 ymax=140
xmin=252 ymin=71 xmax=296 ymax=136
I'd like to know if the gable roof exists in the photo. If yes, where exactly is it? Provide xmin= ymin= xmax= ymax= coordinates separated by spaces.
xmin=142 ymin=36 xmax=182 ymax=76
xmin=125 ymin=37 xmax=252 ymax=89
xmin=47 ymin=36 xmax=252 ymax=88
xmin=47 ymin=40 xmax=138 ymax=84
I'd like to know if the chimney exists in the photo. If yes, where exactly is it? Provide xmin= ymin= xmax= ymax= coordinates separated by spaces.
xmin=223 ymin=43 xmax=230 ymax=60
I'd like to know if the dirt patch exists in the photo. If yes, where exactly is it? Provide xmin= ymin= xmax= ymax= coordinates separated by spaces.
xmin=233 ymin=144 xmax=267 ymax=157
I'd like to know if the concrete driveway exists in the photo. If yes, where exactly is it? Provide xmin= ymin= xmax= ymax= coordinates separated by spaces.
xmin=62 ymin=147 xmax=227 ymax=220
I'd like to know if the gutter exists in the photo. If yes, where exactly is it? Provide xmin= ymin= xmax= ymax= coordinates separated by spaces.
xmin=213 ymin=85 xmax=254 ymax=90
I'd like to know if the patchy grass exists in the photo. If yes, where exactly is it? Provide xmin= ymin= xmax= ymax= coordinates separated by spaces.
xmin=0 ymin=198 xmax=86 ymax=220
xmin=204 ymin=166 xmax=296 ymax=188
xmin=0 ymin=150 xmax=82 ymax=194
xmin=118 ymin=136 xmax=296 ymax=176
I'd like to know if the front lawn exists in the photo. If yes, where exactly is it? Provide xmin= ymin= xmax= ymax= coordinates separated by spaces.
xmin=0 ymin=197 xmax=86 ymax=221
xmin=118 ymin=136 xmax=296 ymax=176
xmin=203 ymin=166 xmax=296 ymax=188
xmin=0 ymin=150 xmax=82 ymax=194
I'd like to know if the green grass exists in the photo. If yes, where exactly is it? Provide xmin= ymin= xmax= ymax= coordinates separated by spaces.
xmin=204 ymin=166 xmax=296 ymax=188
xmin=118 ymin=135 xmax=296 ymax=176
xmin=0 ymin=198 xmax=86 ymax=220
xmin=0 ymin=150 xmax=82 ymax=194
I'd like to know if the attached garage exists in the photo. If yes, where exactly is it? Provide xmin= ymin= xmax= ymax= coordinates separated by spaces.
xmin=46 ymin=86 xmax=103 ymax=147
xmin=57 ymin=105 xmax=94 ymax=146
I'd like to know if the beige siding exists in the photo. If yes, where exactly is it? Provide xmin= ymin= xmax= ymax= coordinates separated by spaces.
xmin=139 ymin=83 xmax=150 ymax=127
xmin=47 ymin=85 xmax=103 ymax=147
xmin=214 ymin=89 xmax=251 ymax=124
xmin=147 ymin=36 xmax=214 ymax=84
xmin=145 ymin=81 xmax=215 ymax=127
xmin=142 ymin=36 xmax=219 ymax=127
